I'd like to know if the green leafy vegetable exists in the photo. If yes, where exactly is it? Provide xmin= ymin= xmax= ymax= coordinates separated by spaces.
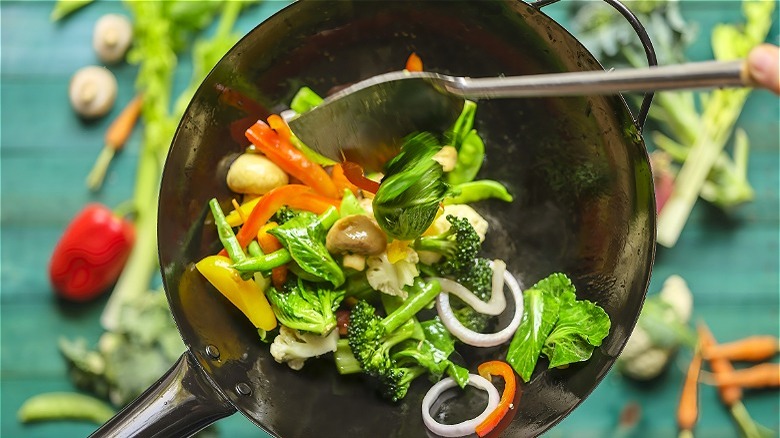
xmin=506 ymin=273 xmax=610 ymax=382
xmin=61 ymin=289 xmax=184 ymax=407
xmin=268 ymin=208 xmax=345 ymax=287
xmin=542 ymin=299 xmax=611 ymax=368
xmin=266 ymin=278 xmax=345 ymax=335
xmin=506 ymin=285 xmax=562 ymax=382
xmin=373 ymin=132 xmax=449 ymax=240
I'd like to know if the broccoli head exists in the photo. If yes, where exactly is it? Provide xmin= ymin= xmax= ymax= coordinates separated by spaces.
xmin=272 ymin=206 xmax=298 ymax=225
xmin=346 ymin=278 xmax=442 ymax=401
xmin=413 ymin=215 xmax=481 ymax=278
xmin=266 ymin=278 xmax=345 ymax=336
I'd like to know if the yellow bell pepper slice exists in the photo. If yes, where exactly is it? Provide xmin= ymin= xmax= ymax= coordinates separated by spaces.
xmin=195 ymin=255 xmax=277 ymax=331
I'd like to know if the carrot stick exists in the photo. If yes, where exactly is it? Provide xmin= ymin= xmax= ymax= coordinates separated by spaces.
xmin=713 ymin=363 xmax=780 ymax=389
xmin=698 ymin=323 xmax=742 ymax=407
xmin=702 ymin=335 xmax=779 ymax=362
xmin=257 ymin=222 xmax=287 ymax=289
xmin=677 ymin=346 xmax=702 ymax=438
xmin=86 ymin=94 xmax=143 ymax=191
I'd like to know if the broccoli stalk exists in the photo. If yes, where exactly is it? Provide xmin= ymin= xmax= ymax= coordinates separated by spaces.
xmin=415 ymin=215 xmax=493 ymax=332
xmin=346 ymin=278 xmax=442 ymax=401
xmin=266 ymin=278 xmax=345 ymax=336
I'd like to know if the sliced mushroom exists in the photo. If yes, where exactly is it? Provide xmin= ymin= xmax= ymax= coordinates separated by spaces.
xmin=326 ymin=215 xmax=387 ymax=256
xmin=93 ymin=14 xmax=133 ymax=64
xmin=226 ymin=153 xmax=289 ymax=195
xmin=69 ymin=66 xmax=118 ymax=119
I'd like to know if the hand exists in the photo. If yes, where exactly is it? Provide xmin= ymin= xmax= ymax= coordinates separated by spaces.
xmin=747 ymin=44 xmax=779 ymax=94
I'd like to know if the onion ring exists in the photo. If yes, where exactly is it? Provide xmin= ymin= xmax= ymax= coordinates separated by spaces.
xmin=429 ymin=259 xmax=507 ymax=316
xmin=421 ymin=374 xmax=500 ymax=437
xmin=436 ymin=264 xmax=523 ymax=347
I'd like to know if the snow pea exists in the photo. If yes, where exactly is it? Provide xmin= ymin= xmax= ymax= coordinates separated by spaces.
xmin=17 ymin=392 xmax=115 ymax=424
xmin=445 ymin=180 xmax=513 ymax=205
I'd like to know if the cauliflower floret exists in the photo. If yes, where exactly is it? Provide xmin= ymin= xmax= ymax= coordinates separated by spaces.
xmin=269 ymin=326 xmax=339 ymax=370
xmin=366 ymin=249 xmax=419 ymax=299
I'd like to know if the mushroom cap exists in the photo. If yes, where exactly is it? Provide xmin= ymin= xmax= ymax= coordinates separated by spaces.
xmin=68 ymin=66 xmax=118 ymax=119
xmin=326 ymin=215 xmax=387 ymax=256
xmin=93 ymin=13 xmax=133 ymax=64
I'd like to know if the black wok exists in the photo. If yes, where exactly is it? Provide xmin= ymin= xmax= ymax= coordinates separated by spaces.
xmin=92 ymin=1 xmax=656 ymax=437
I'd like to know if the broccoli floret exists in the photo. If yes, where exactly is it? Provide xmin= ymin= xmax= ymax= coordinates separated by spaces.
xmin=266 ymin=278 xmax=345 ymax=336
xmin=377 ymin=363 xmax=428 ymax=401
xmin=347 ymin=278 xmax=442 ymax=401
xmin=450 ymin=257 xmax=493 ymax=332
xmin=414 ymin=216 xmax=493 ymax=332
xmin=273 ymin=206 xmax=298 ymax=225
xmin=270 ymin=326 xmax=339 ymax=370
xmin=413 ymin=215 xmax=480 ymax=277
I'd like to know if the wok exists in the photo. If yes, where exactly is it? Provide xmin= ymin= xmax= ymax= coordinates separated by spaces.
xmin=92 ymin=1 xmax=656 ymax=437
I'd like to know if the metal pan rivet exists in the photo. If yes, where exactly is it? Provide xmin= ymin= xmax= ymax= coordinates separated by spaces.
xmin=236 ymin=382 xmax=252 ymax=396
xmin=205 ymin=345 xmax=220 ymax=359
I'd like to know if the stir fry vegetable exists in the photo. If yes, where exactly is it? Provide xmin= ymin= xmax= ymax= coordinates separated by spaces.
xmin=194 ymin=54 xmax=612 ymax=436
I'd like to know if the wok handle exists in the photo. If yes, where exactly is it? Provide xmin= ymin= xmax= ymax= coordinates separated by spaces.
xmin=89 ymin=351 xmax=237 ymax=438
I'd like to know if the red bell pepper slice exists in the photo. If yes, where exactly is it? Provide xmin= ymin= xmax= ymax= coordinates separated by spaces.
xmin=476 ymin=360 xmax=518 ymax=437
xmin=341 ymin=161 xmax=380 ymax=194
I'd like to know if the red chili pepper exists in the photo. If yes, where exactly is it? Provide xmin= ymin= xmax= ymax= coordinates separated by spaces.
xmin=49 ymin=203 xmax=135 ymax=302
xmin=476 ymin=360 xmax=518 ymax=437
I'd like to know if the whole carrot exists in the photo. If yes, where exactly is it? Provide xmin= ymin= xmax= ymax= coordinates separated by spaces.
xmin=702 ymin=335 xmax=779 ymax=362
xmin=86 ymin=94 xmax=144 ymax=191
xmin=698 ymin=323 xmax=742 ymax=407
xmin=698 ymin=323 xmax=771 ymax=438
xmin=713 ymin=363 xmax=780 ymax=389
xmin=677 ymin=346 xmax=702 ymax=438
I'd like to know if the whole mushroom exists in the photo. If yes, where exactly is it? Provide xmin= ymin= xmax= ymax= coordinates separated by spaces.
xmin=326 ymin=215 xmax=387 ymax=256
xmin=226 ymin=153 xmax=289 ymax=195
xmin=93 ymin=14 xmax=133 ymax=64
xmin=69 ymin=66 xmax=118 ymax=119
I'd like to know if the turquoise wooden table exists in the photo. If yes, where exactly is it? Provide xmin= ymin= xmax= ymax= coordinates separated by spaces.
xmin=1 ymin=1 xmax=777 ymax=437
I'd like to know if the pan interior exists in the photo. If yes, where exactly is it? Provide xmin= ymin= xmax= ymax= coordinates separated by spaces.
xmin=158 ymin=1 xmax=655 ymax=437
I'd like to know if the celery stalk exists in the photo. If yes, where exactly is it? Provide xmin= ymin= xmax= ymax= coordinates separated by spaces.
xmin=655 ymin=0 xmax=774 ymax=247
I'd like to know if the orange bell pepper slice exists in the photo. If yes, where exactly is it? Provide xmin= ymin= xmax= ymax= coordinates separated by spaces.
xmin=226 ymin=184 xmax=310 ymax=254
xmin=257 ymin=222 xmax=287 ymax=289
xmin=476 ymin=360 xmax=518 ymax=437
xmin=245 ymin=120 xmax=339 ymax=198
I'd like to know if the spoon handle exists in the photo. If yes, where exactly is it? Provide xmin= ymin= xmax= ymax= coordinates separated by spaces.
xmin=450 ymin=60 xmax=750 ymax=98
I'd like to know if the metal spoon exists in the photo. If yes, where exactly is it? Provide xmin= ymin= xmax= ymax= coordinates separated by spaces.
xmin=287 ymin=59 xmax=753 ymax=170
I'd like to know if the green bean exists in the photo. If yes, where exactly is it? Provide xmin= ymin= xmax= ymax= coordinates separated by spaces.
xmin=208 ymin=198 xmax=246 ymax=263
xmin=247 ymin=240 xmax=264 ymax=258
xmin=232 ymin=248 xmax=292 ymax=274
xmin=445 ymin=180 xmax=514 ymax=205
xmin=17 ymin=392 xmax=115 ymax=424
